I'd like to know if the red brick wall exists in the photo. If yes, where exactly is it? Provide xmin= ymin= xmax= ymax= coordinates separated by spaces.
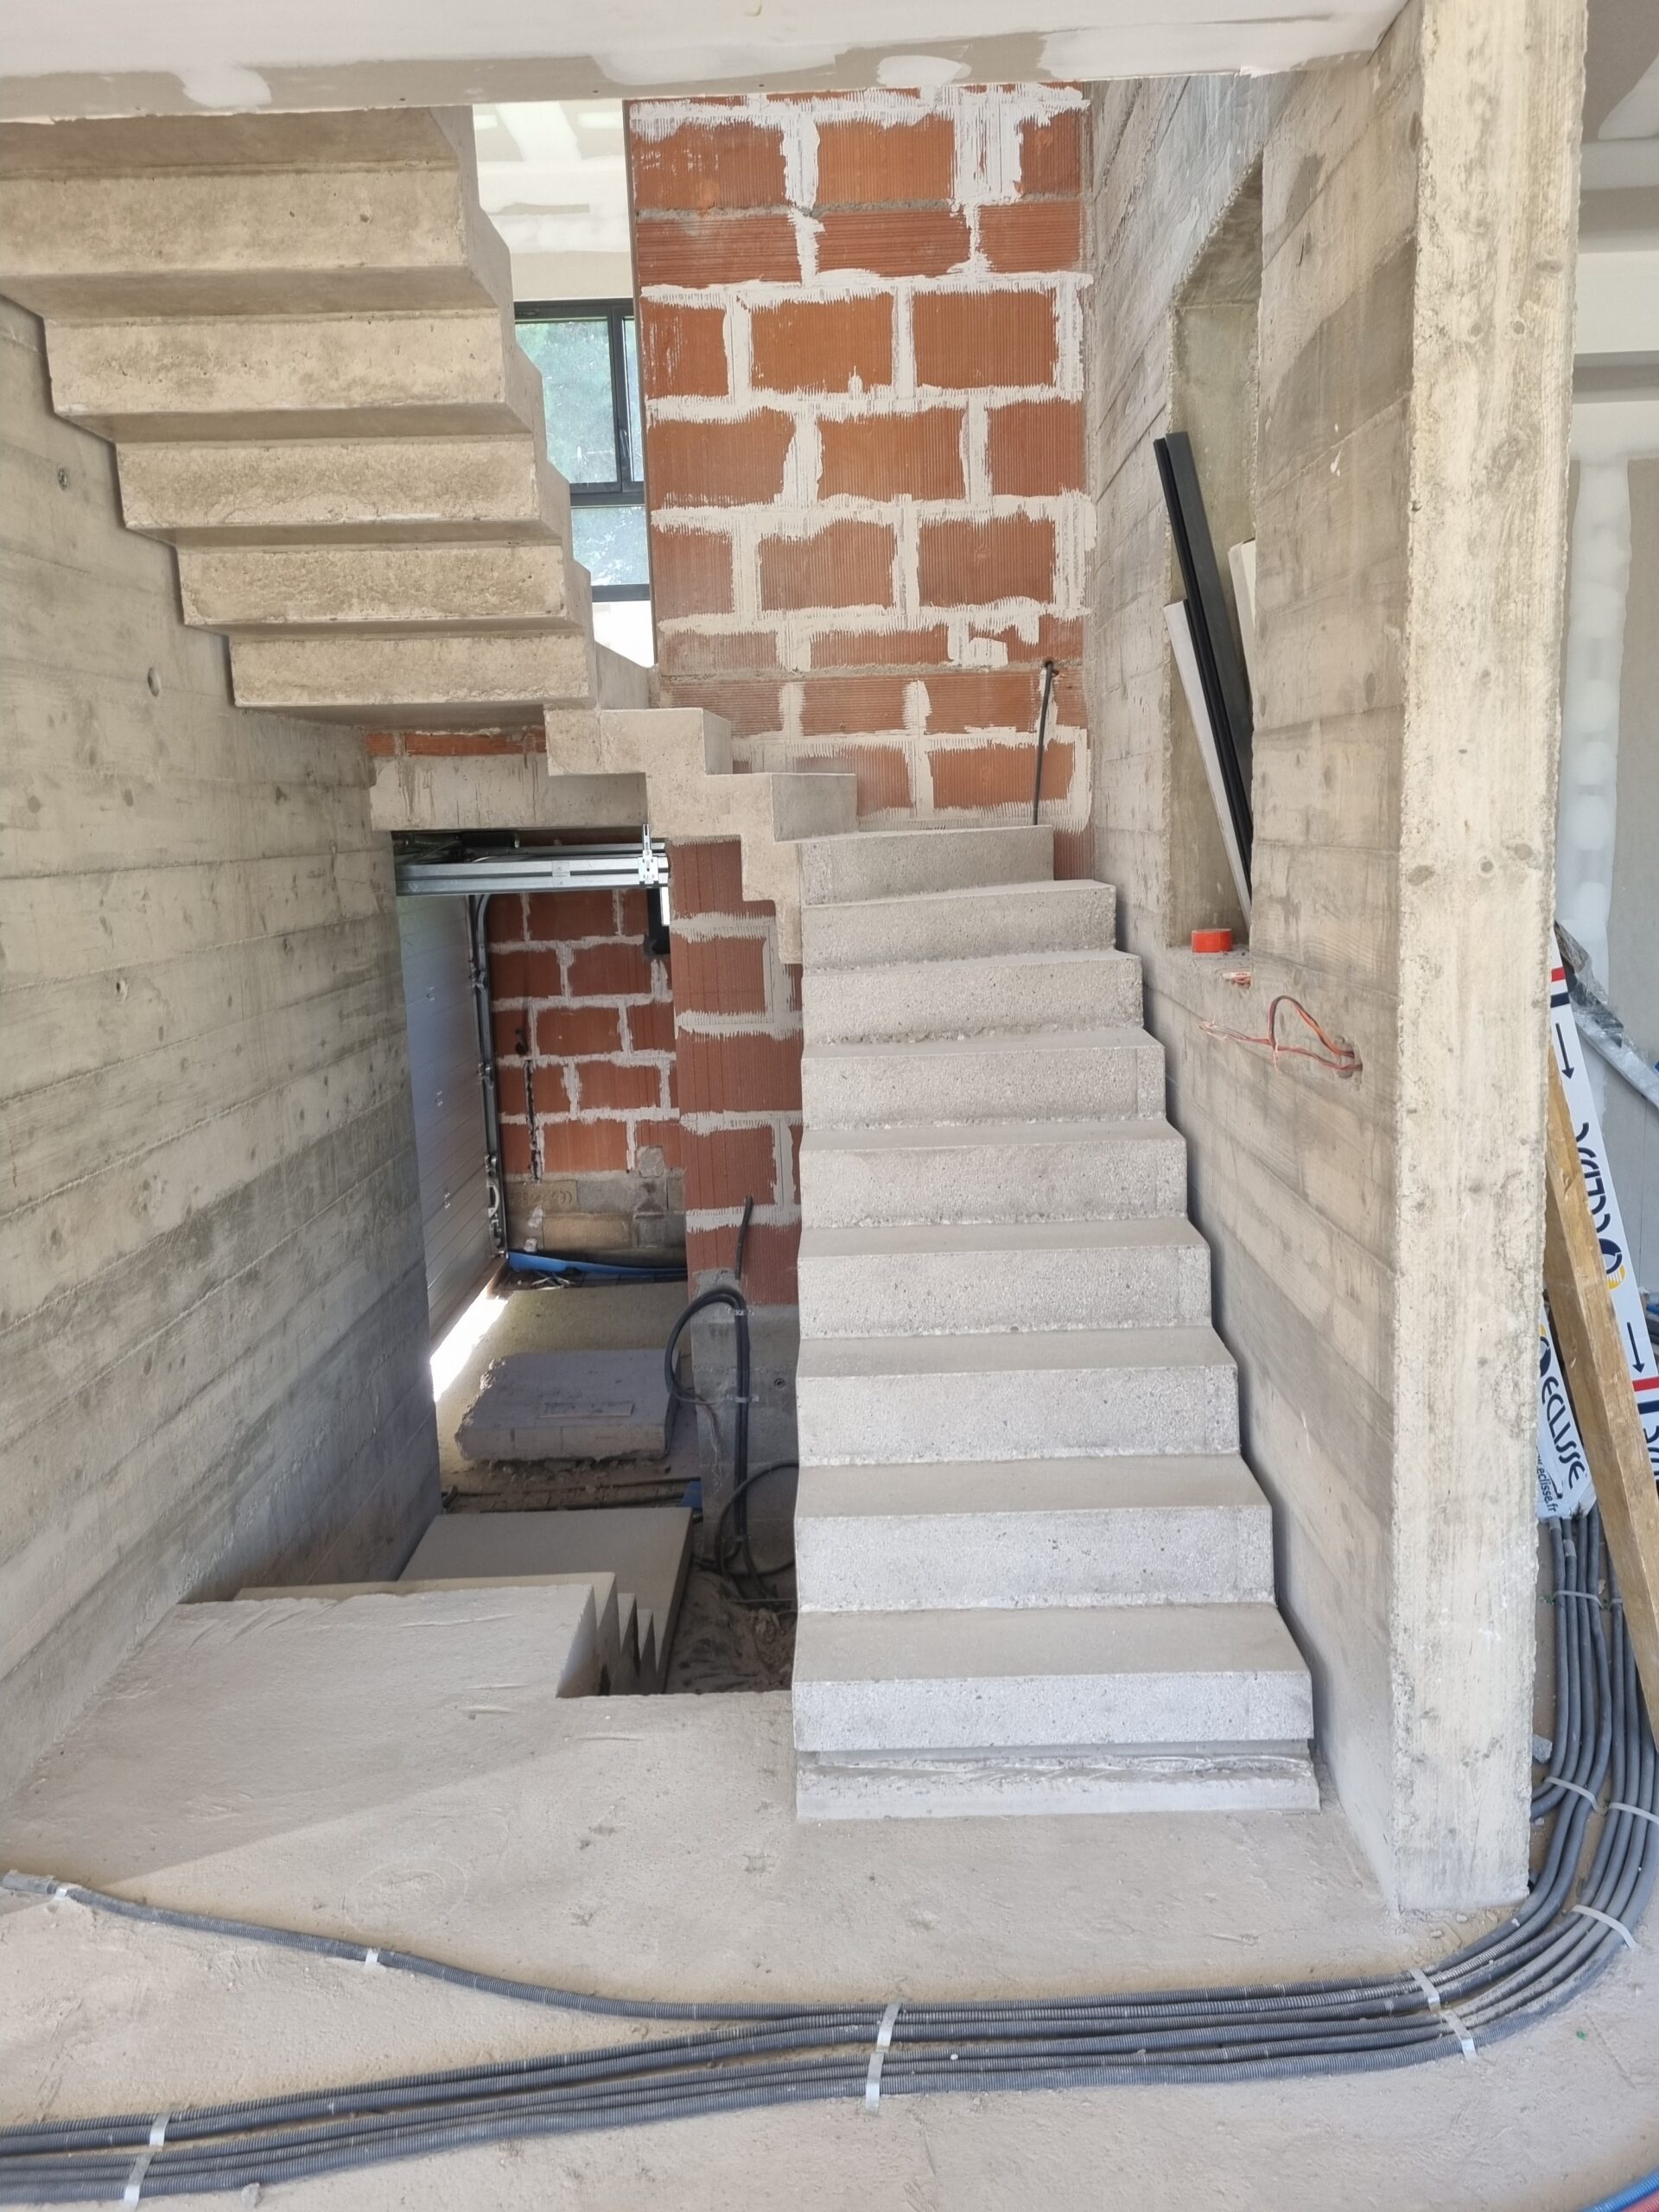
xmin=666 ymin=840 xmax=802 ymax=1303
xmin=486 ymin=887 xmax=683 ymax=1251
xmin=482 ymin=847 xmax=802 ymax=1298
xmin=629 ymin=85 xmax=1094 ymax=874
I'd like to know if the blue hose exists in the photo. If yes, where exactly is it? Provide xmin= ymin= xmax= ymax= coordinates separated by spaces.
xmin=1579 ymin=2173 xmax=1659 ymax=2212
xmin=505 ymin=1249 xmax=685 ymax=1286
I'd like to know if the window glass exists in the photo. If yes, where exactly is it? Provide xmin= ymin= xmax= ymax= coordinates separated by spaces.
xmin=574 ymin=504 xmax=649 ymax=590
xmin=517 ymin=317 xmax=616 ymax=485
xmin=622 ymin=313 xmax=644 ymax=480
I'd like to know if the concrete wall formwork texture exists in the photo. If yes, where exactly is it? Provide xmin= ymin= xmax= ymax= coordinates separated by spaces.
xmin=629 ymin=83 xmax=1096 ymax=877
xmin=0 ymin=297 xmax=441 ymax=1800
xmin=1086 ymin=0 xmax=1584 ymax=1906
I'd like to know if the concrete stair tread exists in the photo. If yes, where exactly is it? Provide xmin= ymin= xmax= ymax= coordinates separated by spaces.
xmin=799 ymin=823 xmax=1053 ymax=906
xmin=804 ymin=944 xmax=1142 ymax=1046
xmin=803 ymin=875 xmax=1116 ymax=971
xmin=799 ymin=1110 xmax=1186 ymax=1232
xmin=800 ymin=1115 xmax=1179 ymax=1158
xmin=799 ymin=1216 xmax=1208 ymax=1262
xmin=793 ymin=1602 xmax=1313 ymax=1756
xmin=0 ymin=109 xmax=477 ymax=175
xmin=798 ymin=1214 xmax=1214 ymax=1338
xmin=811 ymin=944 xmax=1135 ymax=984
xmin=798 ymin=1323 xmax=1234 ymax=1381
xmin=175 ymin=539 xmax=588 ymax=635
xmin=794 ymin=1458 xmax=1275 ymax=1613
xmin=802 ymin=1024 xmax=1154 ymax=1066
xmin=817 ymin=876 xmax=1110 ymax=925
xmin=114 ymin=434 xmax=569 ymax=549
xmin=804 ymin=871 xmax=1119 ymax=969
xmin=830 ymin=824 xmax=1039 ymax=851
xmin=796 ymin=1601 xmax=1307 ymax=1682
xmin=797 ymin=1453 xmax=1269 ymax=1519
xmin=801 ymin=1020 xmax=1163 ymax=1127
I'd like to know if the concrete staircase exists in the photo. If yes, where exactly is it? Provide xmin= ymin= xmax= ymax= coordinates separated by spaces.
xmin=791 ymin=824 xmax=1317 ymax=1818
xmin=0 ymin=107 xmax=852 ymax=943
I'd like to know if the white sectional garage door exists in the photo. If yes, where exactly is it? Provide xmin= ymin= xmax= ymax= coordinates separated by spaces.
xmin=397 ymin=895 xmax=495 ymax=1342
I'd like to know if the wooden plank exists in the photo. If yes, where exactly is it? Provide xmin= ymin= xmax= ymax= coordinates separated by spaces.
xmin=1542 ymin=1053 xmax=1659 ymax=1719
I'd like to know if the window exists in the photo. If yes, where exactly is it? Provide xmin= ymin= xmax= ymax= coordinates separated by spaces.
xmin=516 ymin=301 xmax=647 ymax=603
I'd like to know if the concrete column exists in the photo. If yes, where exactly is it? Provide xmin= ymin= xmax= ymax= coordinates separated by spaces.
xmin=1388 ymin=0 xmax=1585 ymax=1905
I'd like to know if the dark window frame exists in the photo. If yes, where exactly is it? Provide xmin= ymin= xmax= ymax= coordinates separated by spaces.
xmin=516 ymin=298 xmax=648 ymax=602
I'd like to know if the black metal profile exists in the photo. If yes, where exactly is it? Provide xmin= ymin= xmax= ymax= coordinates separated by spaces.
xmin=1154 ymin=430 xmax=1254 ymax=884
xmin=1029 ymin=658 xmax=1058 ymax=825
xmin=516 ymin=298 xmax=648 ymax=603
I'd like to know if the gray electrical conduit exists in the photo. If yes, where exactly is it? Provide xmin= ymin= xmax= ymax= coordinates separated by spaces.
xmin=0 ymin=1511 xmax=1652 ymax=2202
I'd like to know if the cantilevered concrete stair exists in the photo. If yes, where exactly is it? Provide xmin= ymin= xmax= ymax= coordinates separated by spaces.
xmin=0 ymin=107 xmax=853 ymax=943
xmin=791 ymin=824 xmax=1316 ymax=1817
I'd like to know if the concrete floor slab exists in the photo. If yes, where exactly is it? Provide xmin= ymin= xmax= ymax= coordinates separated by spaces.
xmin=455 ymin=1348 xmax=672 ymax=1461
xmin=1 ymin=1687 xmax=1653 ymax=2209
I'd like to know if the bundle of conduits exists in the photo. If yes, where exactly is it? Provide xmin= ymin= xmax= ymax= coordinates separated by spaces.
xmin=661 ymin=1196 xmax=798 ymax=1605
xmin=1 ymin=1512 xmax=1653 ymax=2204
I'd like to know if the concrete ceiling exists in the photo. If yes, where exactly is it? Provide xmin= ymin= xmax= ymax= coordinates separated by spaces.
xmin=0 ymin=2 xmax=1402 ymax=122
xmin=474 ymin=102 xmax=632 ymax=304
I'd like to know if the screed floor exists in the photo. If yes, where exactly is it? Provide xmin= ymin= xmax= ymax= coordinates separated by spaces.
xmin=2 ymin=1602 xmax=1655 ymax=2212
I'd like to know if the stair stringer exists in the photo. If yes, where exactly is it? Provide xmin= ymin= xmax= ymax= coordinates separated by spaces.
xmin=547 ymin=708 xmax=857 ymax=962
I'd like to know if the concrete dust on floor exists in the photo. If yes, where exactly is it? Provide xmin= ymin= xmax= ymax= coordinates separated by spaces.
xmin=664 ymin=1564 xmax=796 ymax=1693
xmin=3 ymin=1656 xmax=1655 ymax=2212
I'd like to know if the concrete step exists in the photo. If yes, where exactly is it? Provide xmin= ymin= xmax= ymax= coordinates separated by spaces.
xmin=228 ymin=626 xmax=597 ymax=726
xmin=797 ymin=1745 xmax=1320 ymax=1817
xmin=402 ymin=1506 xmax=692 ymax=1692
xmin=798 ymin=1117 xmax=1187 ymax=1230
xmin=804 ymin=947 xmax=1143 ymax=1046
xmin=176 ymin=538 xmax=589 ymax=635
xmin=115 ymin=434 xmax=570 ymax=549
xmin=0 ymin=111 xmax=509 ymax=319
xmin=798 ymin=823 xmax=1052 ymax=906
xmin=232 ymin=1568 xmax=634 ymax=1694
xmin=44 ymin=306 xmax=543 ymax=443
xmin=594 ymin=645 xmax=652 ymax=712
xmin=798 ymin=1217 xmax=1212 ymax=1337
xmin=802 ymin=1025 xmax=1165 ymax=1128
xmin=772 ymin=773 xmax=860 ymax=842
xmin=546 ymin=705 xmax=855 ymax=958
xmin=791 ymin=1600 xmax=1315 ymax=1771
xmin=796 ymin=1325 xmax=1239 ymax=1462
xmin=635 ymin=1603 xmax=661 ymax=1695
xmin=803 ymin=877 xmax=1116 ymax=971
xmin=794 ymin=1455 xmax=1275 ymax=1610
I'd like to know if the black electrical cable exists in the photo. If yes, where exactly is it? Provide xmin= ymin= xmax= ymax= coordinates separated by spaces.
xmin=711 ymin=1461 xmax=798 ymax=1595
xmin=663 ymin=1282 xmax=757 ymax=1592
xmin=3 ymin=1510 xmax=1651 ymax=2205
xmin=662 ymin=1255 xmax=796 ymax=1606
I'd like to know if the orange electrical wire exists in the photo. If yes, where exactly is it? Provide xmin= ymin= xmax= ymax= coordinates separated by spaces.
xmin=1200 ymin=993 xmax=1362 ymax=1077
